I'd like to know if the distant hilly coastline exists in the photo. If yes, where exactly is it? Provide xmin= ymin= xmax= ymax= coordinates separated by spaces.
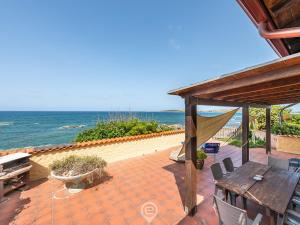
xmin=162 ymin=109 xmax=184 ymax=112
xmin=162 ymin=108 xmax=242 ymax=113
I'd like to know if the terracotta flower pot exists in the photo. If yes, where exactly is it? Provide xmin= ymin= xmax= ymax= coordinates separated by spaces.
xmin=196 ymin=159 xmax=205 ymax=170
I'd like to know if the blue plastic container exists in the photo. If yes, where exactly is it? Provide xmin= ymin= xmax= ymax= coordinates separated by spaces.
xmin=203 ymin=143 xmax=220 ymax=154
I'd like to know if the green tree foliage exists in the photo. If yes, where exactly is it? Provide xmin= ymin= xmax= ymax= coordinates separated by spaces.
xmin=290 ymin=114 xmax=300 ymax=125
xmin=75 ymin=118 xmax=173 ymax=142
xmin=250 ymin=105 xmax=300 ymax=135
xmin=249 ymin=106 xmax=291 ymax=130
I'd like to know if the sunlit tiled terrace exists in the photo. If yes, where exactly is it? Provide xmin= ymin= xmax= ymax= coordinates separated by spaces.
xmin=1 ymin=145 xmax=299 ymax=225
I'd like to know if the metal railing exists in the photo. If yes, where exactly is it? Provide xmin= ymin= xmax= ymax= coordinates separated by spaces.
xmin=213 ymin=127 xmax=239 ymax=139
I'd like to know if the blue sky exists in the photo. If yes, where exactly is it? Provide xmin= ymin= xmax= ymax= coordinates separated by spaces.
xmin=0 ymin=0 xmax=284 ymax=111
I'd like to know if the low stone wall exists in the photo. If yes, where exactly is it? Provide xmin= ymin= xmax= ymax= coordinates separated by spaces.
xmin=275 ymin=135 xmax=300 ymax=154
xmin=28 ymin=131 xmax=184 ymax=181
xmin=254 ymin=130 xmax=300 ymax=154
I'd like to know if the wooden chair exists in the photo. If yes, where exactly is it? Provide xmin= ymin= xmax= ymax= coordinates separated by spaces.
xmin=213 ymin=195 xmax=263 ymax=225
xmin=223 ymin=157 xmax=237 ymax=173
xmin=268 ymin=156 xmax=289 ymax=170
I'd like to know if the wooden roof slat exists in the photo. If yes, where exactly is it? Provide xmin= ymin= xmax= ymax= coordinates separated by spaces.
xmin=223 ymin=89 xmax=300 ymax=102
xmin=245 ymin=95 xmax=300 ymax=103
xmin=214 ymin=83 xmax=300 ymax=100
xmin=198 ymin=76 xmax=300 ymax=100
xmin=269 ymin=99 xmax=300 ymax=104
xmin=229 ymin=97 xmax=300 ymax=105
xmin=248 ymin=99 xmax=300 ymax=105
xmin=191 ymin=98 xmax=270 ymax=108
xmin=186 ymin=64 xmax=300 ymax=97
xmin=169 ymin=53 xmax=300 ymax=106
xmin=169 ymin=53 xmax=300 ymax=96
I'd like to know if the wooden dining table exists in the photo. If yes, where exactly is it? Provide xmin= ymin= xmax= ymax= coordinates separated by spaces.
xmin=216 ymin=161 xmax=300 ymax=225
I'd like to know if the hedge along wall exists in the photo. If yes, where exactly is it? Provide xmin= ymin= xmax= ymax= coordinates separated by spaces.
xmin=28 ymin=130 xmax=184 ymax=181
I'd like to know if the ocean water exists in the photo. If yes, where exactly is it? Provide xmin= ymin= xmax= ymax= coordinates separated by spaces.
xmin=0 ymin=111 xmax=241 ymax=150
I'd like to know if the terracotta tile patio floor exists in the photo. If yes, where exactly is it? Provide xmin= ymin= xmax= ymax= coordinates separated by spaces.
xmin=1 ymin=145 xmax=300 ymax=225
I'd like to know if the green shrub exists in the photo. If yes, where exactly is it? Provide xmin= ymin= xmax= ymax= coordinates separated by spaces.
xmin=75 ymin=118 xmax=173 ymax=142
xmin=50 ymin=155 xmax=107 ymax=176
xmin=196 ymin=150 xmax=207 ymax=160
xmin=229 ymin=137 xmax=266 ymax=148
xmin=272 ymin=123 xmax=300 ymax=136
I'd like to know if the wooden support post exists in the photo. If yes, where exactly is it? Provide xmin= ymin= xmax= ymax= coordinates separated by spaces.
xmin=0 ymin=180 xmax=4 ymax=202
xmin=242 ymin=106 xmax=249 ymax=164
xmin=266 ymin=108 xmax=271 ymax=154
xmin=184 ymin=96 xmax=197 ymax=215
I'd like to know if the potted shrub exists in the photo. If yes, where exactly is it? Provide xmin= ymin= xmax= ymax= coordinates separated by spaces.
xmin=50 ymin=155 xmax=107 ymax=193
xmin=196 ymin=150 xmax=207 ymax=170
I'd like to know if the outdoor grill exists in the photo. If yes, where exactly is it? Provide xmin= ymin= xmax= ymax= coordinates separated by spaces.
xmin=0 ymin=153 xmax=32 ymax=202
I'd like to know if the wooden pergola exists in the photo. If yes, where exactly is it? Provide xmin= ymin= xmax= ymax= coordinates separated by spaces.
xmin=168 ymin=53 xmax=300 ymax=215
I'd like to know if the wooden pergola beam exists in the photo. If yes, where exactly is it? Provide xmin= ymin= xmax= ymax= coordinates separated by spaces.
xmin=184 ymin=96 xmax=197 ymax=215
xmin=187 ymin=64 xmax=300 ymax=97
xmin=217 ymin=83 xmax=300 ymax=100
xmin=266 ymin=108 xmax=271 ymax=154
xmin=242 ymin=107 xmax=250 ymax=164
xmin=188 ymin=97 xmax=270 ymax=108
xmin=231 ymin=92 xmax=300 ymax=102
xmin=268 ymin=99 xmax=300 ymax=105
xmin=246 ymin=97 xmax=300 ymax=105
xmin=192 ymin=76 xmax=300 ymax=101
